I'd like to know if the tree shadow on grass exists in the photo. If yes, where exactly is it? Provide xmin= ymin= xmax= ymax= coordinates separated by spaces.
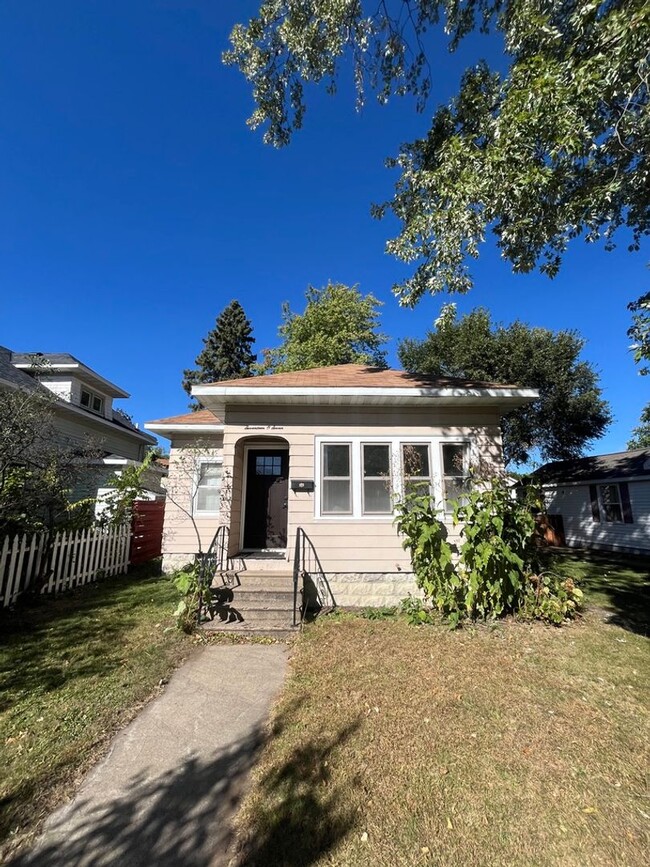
xmin=9 ymin=726 xmax=263 ymax=867
xmin=0 ymin=571 xmax=175 ymax=714
xmin=9 ymin=696 xmax=360 ymax=867
xmin=232 ymin=716 xmax=362 ymax=867
xmin=542 ymin=549 xmax=650 ymax=636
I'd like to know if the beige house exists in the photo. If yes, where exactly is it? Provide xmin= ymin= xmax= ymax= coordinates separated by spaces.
xmin=146 ymin=364 xmax=537 ymax=611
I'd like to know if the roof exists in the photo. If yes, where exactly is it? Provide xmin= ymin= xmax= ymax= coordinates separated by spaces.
xmin=11 ymin=351 xmax=129 ymax=398
xmin=0 ymin=346 xmax=41 ymax=391
xmin=207 ymin=364 xmax=512 ymax=390
xmin=533 ymin=449 xmax=650 ymax=484
xmin=146 ymin=409 xmax=223 ymax=426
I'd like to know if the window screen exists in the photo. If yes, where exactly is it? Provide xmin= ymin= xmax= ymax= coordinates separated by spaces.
xmin=362 ymin=444 xmax=392 ymax=514
xmin=321 ymin=444 xmax=351 ymax=514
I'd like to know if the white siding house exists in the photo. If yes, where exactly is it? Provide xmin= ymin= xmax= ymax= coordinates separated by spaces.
xmin=146 ymin=364 xmax=538 ymax=607
xmin=534 ymin=449 xmax=650 ymax=556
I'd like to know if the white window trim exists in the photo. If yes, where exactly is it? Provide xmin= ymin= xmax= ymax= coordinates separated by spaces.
xmin=80 ymin=387 xmax=105 ymax=415
xmin=361 ymin=442 xmax=393 ymax=515
xmin=440 ymin=441 xmax=471 ymax=515
xmin=193 ymin=458 xmax=224 ymax=517
xmin=314 ymin=435 xmax=473 ymax=520
xmin=321 ymin=442 xmax=353 ymax=516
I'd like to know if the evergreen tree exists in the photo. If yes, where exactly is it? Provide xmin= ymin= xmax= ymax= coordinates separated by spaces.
xmin=183 ymin=300 xmax=256 ymax=409
xmin=398 ymin=305 xmax=611 ymax=466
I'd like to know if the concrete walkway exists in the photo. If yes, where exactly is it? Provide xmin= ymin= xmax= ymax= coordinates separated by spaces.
xmin=15 ymin=644 xmax=288 ymax=867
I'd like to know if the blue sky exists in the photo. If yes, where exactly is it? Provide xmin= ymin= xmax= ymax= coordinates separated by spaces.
xmin=1 ymin=1 xmax=647 ymax=460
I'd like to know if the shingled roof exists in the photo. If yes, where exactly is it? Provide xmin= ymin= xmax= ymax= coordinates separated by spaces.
xmin=206 ymin=364 xmax=514 ymax=390
xmin=533 ymin=449 xmax=650 ymax=484
xmin=146 ymin=409 xmax=223 ymax=426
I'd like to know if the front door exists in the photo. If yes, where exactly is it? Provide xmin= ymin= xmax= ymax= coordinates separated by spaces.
xmin=243 ymin=450 xmax=289 ymax=548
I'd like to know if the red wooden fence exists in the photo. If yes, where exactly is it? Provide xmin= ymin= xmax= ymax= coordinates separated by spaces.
xmin=130 ymin=500 xmax=165 ymax=565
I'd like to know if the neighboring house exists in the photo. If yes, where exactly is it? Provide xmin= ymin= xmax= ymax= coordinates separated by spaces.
xmin=145 ymin=364 xmax=537 ymax=606
xmin=533 ymin=449 xmax=650 ymax=556
xmin=0 ymin=346 xmax=160 ymax=511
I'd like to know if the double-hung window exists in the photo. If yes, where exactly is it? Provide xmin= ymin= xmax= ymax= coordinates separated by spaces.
xmin=321 ymin=444 xmax=352 ymax=514
xmin=598 ymin=484 xmax=623 ymax=523
xmin=401 ymin=443 xmax=432 ymax=498
xmin=362 ymin=444 xmax=392 ymax=514
xmin=441 ymin=443 xmax=469 ymax=513
xmin=195 ymin=462 xmax=222 ymax=514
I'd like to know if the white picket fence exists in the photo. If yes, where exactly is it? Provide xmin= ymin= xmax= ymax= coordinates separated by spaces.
xmin=0 ymin=523 xmax=131 ymax=609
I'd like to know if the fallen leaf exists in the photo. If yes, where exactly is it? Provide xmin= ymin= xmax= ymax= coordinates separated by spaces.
xmin=360 ymin=832 xmax=369 ymax=843
xmin=582 ymin=807 xmax=597 ymax=814
xmin=446 ymin=817 xmax=453 ymax=830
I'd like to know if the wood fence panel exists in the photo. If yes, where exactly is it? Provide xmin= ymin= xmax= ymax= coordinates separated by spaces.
xmin=0 ymin=523 xmax=134 ymax=609
xmin=130 ymin=501 xmax=165 ymax=565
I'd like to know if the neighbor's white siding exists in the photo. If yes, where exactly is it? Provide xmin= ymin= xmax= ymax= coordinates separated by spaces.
xmin=544 ymin=480 xmax=650 ymax=554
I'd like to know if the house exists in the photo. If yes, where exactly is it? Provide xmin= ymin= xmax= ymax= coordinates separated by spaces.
xmin=533 ymin=449 xmax=650 ymax=556
xmin=0 ymin=347 xmax=162 ymax=510
xmin=145 ymin=364 xmax=538 ymax=609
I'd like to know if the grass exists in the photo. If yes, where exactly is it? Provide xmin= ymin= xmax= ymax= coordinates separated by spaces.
xmin=0 ymin=563 xmax=193 ymax=860
xmin=233 ymin=552 xmax=649 ymax=866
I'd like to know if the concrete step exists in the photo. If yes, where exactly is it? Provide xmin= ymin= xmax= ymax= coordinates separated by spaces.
xmin=216 ymin=573 xmax=294 ymax=591
xmin=235 ymin=554 xmax=291 ymax=572
xmin=200 ymin=620 xmax=298 ymax=639
xmin=203 ymin=608 xmax=297 ymax=630
xmin=225 ymin=590 xmax=294 ymax=607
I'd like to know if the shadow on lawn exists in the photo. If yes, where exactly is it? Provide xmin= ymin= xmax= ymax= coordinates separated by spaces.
xmin=0 ymin=567 xmax=171 ymax=715
xmin=10 ymin=726 xmax=264 ymax=867
xmin=10 ymin=697 xmax=360 ymax=867
xmin=543 ymin=549 xmax=650 ymax=637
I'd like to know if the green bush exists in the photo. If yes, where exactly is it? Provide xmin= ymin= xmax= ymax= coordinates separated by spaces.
xmin=395 ymin=478 xmax=582 ymax=627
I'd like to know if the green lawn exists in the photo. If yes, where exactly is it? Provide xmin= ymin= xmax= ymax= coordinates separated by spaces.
xmin=233 ymin=552 xmax=649 ymax=867
xmin=0 ymin=565 xmax=193 ymax=861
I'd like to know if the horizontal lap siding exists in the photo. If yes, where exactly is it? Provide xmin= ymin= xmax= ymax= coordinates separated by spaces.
xmin=545 ymin=481 xmax=650 ymax=553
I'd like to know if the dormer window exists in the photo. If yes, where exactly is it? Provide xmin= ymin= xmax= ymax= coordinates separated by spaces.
xmin=80 ymin=388 xmax=104 ymax=414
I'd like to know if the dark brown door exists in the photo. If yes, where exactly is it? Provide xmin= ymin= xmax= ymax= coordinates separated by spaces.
xmin=243 ymin=450 xmax=289 ymax=548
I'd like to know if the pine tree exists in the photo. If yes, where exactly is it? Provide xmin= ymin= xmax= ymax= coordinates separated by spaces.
xmin=183 ymin=300 xmax=256 ymax=409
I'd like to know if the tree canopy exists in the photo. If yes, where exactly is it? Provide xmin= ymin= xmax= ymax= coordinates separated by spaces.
xmin=628 ymin=290 xmax=650 ymax=375
xmin=398 ymin=305 xmax=611 ymax=465
xmin=183 ymin=300 xmax=256 ymax=408
xmin=0 ymin=388 xmax=99 ymax=536
xmin=260 ymin=282 xmax=388 ymax=373
xmin=627 ymin=403 xmax=650 ymax=449
xmin=226 ymin=1 xmax=649 ymax=303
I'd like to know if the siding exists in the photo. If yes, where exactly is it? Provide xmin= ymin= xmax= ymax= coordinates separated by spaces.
xmin=161 ymin=405 xmax=505 ymax=573
xmin=544 ymin=481 xmax=650 ymax=554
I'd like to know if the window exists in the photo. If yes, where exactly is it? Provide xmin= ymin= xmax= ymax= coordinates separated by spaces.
xmin=362 ymin=444 xmax=392 ymax=514
xmin=321 ymin=444 xmax=351 ymax=514
xmin=256 ymin=455 xmax=283 ymax=476
xmin=599 ymin=484 xmax=623 ymax=523
xmin=441 ymin=443 xmax=469 ymax=513
xmin=401 ymin=443 xmax=432 ymax=498
xmin=80 ymin=388 xmax=104 ymax=414
xmin=195 ymin=463 xmax=222 ymax=513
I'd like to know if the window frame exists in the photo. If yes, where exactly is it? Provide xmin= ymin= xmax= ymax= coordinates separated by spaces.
xmin=193 ymin=459 xmax=224 ymax=516
xmin=314 ymin=436 xmax=472 ymax=520
xmin=440 ymin=441 xmax=470 ymax=515
xmin=598 ymin=483 xmax=623 ymax=524
xmin=320 ymin=442 xmax=353 ymax=516
xmin=361 ymin=442 xmax=393 ymax=515
xmin=401 ymin=442 xmax=433 ymax=500
xmin=80 ymin=387 xmax=105 ymax=415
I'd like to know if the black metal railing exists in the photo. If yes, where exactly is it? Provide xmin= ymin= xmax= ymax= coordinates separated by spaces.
xmin=197 ymin=525 xmax=231 ymax=621
xmin=292 ymin=527 xmax=335 ymax=627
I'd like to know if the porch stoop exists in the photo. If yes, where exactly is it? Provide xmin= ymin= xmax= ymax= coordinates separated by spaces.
xmin=201 ymin=554 xmax=298 ymax=638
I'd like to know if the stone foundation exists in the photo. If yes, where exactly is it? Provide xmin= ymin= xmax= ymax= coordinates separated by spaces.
xmin=162 ymin=553 xmax=196 ymax=573
xmin=326 ymin=572 xmax=420 ymax=608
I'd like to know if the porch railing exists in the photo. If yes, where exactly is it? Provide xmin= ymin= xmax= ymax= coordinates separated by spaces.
xmin=197 ymin=525 xmax=231 ymax=620
xmin=292 ymin=527 xmax=335 ymax=627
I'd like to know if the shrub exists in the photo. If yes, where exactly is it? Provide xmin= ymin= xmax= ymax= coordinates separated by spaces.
xmin=394 ymin=477 xmax=581 ymax=627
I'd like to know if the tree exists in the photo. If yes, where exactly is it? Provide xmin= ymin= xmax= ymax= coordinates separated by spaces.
xmin=628 ymin=291 xmax=650 ymax=375
xmin=398 ymin=305 xmax=611 ymax=465
xmin=628 ymin=403 xmax=650 ymax=449
xmin=225 ymin=1 xmax=649 ymax=304
xmin=260 ymin=282 xmax=388 ymax=373
xmin=183 ymin=300 xmax=256 ymax=408
xmin=0 ymin=388 xmax=100 ymax=537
